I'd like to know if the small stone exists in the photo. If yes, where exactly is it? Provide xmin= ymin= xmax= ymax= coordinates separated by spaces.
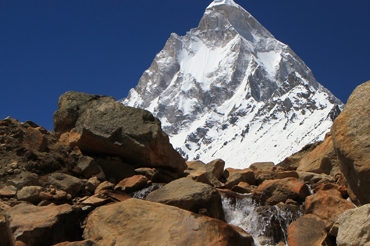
xmin=13 ymin=169 xmax=21 ymax=174
xmin=7 ymin=169 xmax=14 ymax=175
xmin=0 ymin=185 xmax=17 ymax=197
xmin=10 ymin=161 xmax=19 ymax=169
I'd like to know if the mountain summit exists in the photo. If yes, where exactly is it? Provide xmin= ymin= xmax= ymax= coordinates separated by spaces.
xmin=122 ymin=1 xmax=343 ymax=168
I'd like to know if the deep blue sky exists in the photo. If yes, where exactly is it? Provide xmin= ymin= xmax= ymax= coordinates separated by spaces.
xmin=1 ymin=0 xmax=369 ymax=130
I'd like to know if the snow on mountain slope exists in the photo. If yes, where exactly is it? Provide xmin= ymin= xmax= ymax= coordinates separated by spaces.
xmin=121 ymin=0 xmax=343 ymax=168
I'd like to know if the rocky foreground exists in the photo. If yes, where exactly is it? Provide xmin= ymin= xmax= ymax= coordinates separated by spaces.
xmin=1 ymin=82 xmax=370 ymax=246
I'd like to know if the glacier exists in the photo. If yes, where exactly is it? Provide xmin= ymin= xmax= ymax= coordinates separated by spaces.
xmin=121 ymin=0 xmax=343 ymax=169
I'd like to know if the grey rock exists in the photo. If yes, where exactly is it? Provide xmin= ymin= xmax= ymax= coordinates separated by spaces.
xmin=6 ymin=171 xmax=40 ymax=190
xmin=53 ymin=91 xmax=186 ymax=174
xmin=337 ymin=204 xmax=370 ymax=246
xmin=47 ymin=173 xmax=85 ymax=196
xmin=77 ymin=156 xmax=101 ymax=179
xmin=16 ymin=186 xmax=45 ymax=204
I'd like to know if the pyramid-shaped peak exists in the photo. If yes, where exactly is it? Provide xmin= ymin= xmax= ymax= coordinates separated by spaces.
xmin=207 ymin=0 xmax=239 ymax=8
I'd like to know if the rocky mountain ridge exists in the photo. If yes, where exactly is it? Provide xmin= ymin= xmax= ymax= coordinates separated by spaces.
xmin=122 ymin=0 xmax=343 ymax=168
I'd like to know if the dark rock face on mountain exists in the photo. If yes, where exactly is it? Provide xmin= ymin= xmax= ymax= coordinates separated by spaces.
xmin=54 ymin=91 xmax=186 ymax=175
xmin=332 ymin=80 xmax=370 ymax=205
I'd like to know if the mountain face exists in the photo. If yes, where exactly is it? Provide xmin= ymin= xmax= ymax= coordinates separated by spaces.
xmin=121 ymin=0 xmax=344 ymax=169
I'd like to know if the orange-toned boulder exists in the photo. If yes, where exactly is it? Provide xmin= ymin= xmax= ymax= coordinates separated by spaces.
xmin=223 ymin=168 xmax=256 ymax=189
xmin=287 ymin=214 xmax=328 ymax=246
xmin=252 ymin=178 xmax=310 ymax=205
xmin=146 ymin=178 xmax=224 ymax=220
xmin=53 ymin=92 xmax=186 ymax=174
xmin=23 ymin=127 xmax=48 ymax=152
xmin=6 ymin=203 xmax=81 ymax=246
xmin=331 ymin=80 xmax=370 ymax=205
xmin=185 ymin=160 xmax=224 ymax=188
xmin=231 ymin=182 xmax=257 ymax=194
xmin=304 ymin=189 xmax=355 ymax=229
xmin=249 ymin=162 xmax=277 ymax=184
xmin=297 ymin=135 xmax=339 ymax=175
xmin=114 ymin=175 xmax=148 ymax=193
xmin=83 ymin=198 xmax=254 ymax=246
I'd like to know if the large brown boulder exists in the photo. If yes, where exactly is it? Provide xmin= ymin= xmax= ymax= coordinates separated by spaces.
xmin=331 ymin=81 xmax=370 ymax=205
xmin=6 ymin=203 xmax=82 ymax=246
xmin=304 ymin=189 xmax=355 ymax=229
xmin=146 ymin=178 xmax=224 ymax=220
xmin=223 ymin=168 xmax=256 ymax=189
xmin=53 ymin=91 xmax=186 ymax=174
xmin=336 ymin=204 xmax=370 ymax=246
xmin=252 ymin=178 xmax=310 ymax=205
xmin=185 ymin=159 xmax=224 ymax=188
xmin=297 ymin=135 xmax=339 ymax=175
xmin=83 ymin=198 xmax=254 ymax=246
xmin=287 ymin=214 xmax=329 ymax=246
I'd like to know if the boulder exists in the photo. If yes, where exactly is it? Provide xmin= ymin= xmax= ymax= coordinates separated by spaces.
xmin=297 ymin=171 xmax=333 ymax=183
xmin=304 ymin=189 xmax=355 ymax=229
xmin=0 ymin=185 xmax=17 ymax=197
xmin=85 ymin=177 xmax=100 ymax=194
xmin=6 ymin=171 xmax=40 ymax=189
xmin=277 ymin=171 xmax=299 ymax=179
xmin=114 ymin=175 xmax=148 ymax=193
xmin=53 ymin=91 xmax=186 ymax=174
xmin=16 ymin=186 xmax=45 ymax=204
xmin=146 ymin=178 xmax=224 ymax=220
xmin=336 ymin=204 xmax=370 ymax=246
xmin=231 ymin=182 xmax=257 ymax=194
xmin=277 ymin=142 xmax=322 ymax=171
xmin=6 ymin=203 xmax=82 ymax=246
xmin=249 ymin=162 xmax=275 ymax=171
xmin=23 ymin=127 xmax=48 ymax=152
xmin=77 ymin=156 xmax=101 ymax=179
xmin=223 ymin=168 xmax=256 ymax=189
xmin=206 ymin=159 xmax=225 ymax=179
xmin=94 ymin=181 xmax=114 ymax=194
xmin=95 ymin=158 xmax=135 ymax=182
xmin=287 ymin=214 xmax=329 ymax=246
xmin=134 ymin=167 xmax=159 ymax=181
xmin=83 ymin=198 xmax=254 ymax=246
xmin=331 ymin=80 xmax=370 ymax=205
xmin=184 ymin=160 xmax=224 ymax=188
xmin=297 ymin=135 xmax=339 ymax=175
xmin=0 ymin=213 xmax=12 ymax=246
xmin=252 ymin=178 xmax=310 ymax=205
xmin=48 ymin=173 xmax=85 ymax=196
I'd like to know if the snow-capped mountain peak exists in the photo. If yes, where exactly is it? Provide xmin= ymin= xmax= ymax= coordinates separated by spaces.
xmin=122 ymin=1 xmax=343 ymax=169
xmin=208 ymin=0 xmax=239 ymax=9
